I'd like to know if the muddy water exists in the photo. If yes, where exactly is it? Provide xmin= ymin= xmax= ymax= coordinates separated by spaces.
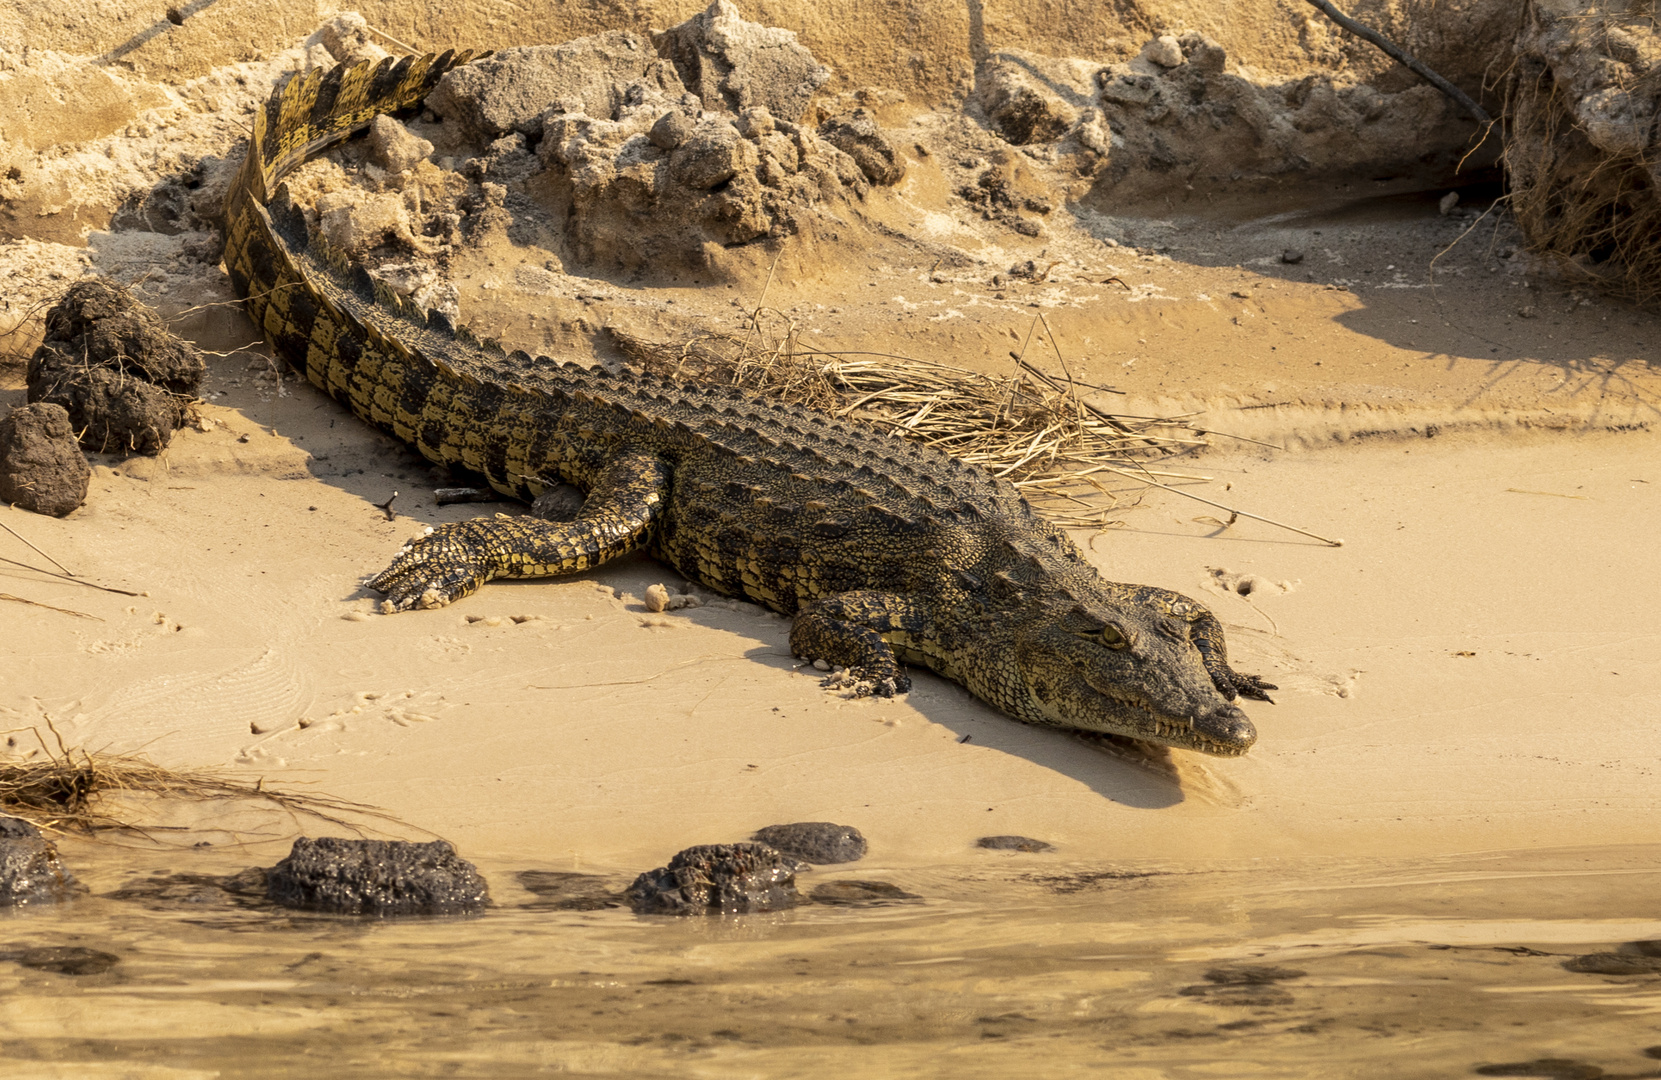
xmin=2 ymin=843 xmax=1659 ymax=1078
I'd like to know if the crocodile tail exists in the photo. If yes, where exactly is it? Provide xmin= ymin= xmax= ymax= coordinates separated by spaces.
xmin=227 ymin=50 xmax=486 ymax=216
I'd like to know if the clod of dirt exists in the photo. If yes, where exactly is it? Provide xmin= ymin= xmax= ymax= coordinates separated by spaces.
xmin=818 ymin=109 xmax=906 ymax=185
xmin=0 ymin=402 xmax=91 ymax=517
xmin=0 ymin=815 xmax=79 ymax=906
xmin=752 ymin=822 xmax=868 ymax=864
xmin=653 ymin=0 xmax=830 ymax=123
xmin=976 ymin=835 xmax=1054 ymax=853
xmin=426 ymin=32 xmax=659 ymax=145
xmin=310 ymin=12 xmax=391 ymax=67
xmin=626 ymin=842 xmax=801 ymax=914
xmin=265 ymin=837 xmax=491 ymax=916
xmin=809 ymin=880 xmax=920 ymax=906
xmin=25 ymin=279 xmax=202 ymax=455
xmin=367 ymin=114 xmax=433 ymax=175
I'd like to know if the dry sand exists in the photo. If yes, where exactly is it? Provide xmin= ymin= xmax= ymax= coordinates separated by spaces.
xmin=0 ymin=1 xmax=1658 ymax=884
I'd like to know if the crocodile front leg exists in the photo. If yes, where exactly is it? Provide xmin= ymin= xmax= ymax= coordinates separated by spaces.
xmin=371 ymin=453 xmax=671 ymax=612
xmin=789 ymin=591 xmax=929 ymax=698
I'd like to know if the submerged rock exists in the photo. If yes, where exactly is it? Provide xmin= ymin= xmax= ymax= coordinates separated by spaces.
xmin=976 ymin=835 xmax=1053 ymax=853
xmin=0 ymin=402 xmax=90 ymax=517
xmin=0 ymin=815 xmax=79 ymax=906
xmin=266 ymin=837 xmax=490 ymax=916
xmin=809 ymin=880 xmax=919 ymax=906
xmin=3 ymin=946 xmax=119 ymax=975
xmin=627 ymin=842 xmax=800 ymax=914
xmin=751 ymin=822 xmax=867 ymax=864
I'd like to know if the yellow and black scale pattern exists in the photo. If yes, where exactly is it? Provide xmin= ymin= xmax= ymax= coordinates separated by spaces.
xmin=222 ymin=53 xmax=1274 ymax=755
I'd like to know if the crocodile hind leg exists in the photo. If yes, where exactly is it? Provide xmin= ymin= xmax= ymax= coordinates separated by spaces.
xmin=371 ymin=453 xmax=670 ymax=612
xmin=789 ymin=591 xmax=928 ymax=698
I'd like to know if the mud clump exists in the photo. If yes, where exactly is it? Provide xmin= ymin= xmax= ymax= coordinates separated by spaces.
xmin=751 ymin=821 xmax=868 ymax=864
xmin=653 ymin=0 xmax=830 ymax=122
xmin=265 ymin=837 xmax=491 ymax=916
xmin=0 ymin=815 xmax=79 ymax=907
xmin=626 ymin=842 xmax=801 ymax=914
xmin=0 ymin=403 xmax=91 ymax=517
xmin=407 ymin=6 xmax=896 ymax=281
xmin=25 ymin=280 xmax=202 ymax=455
xmin=1508 ymin=8 xmax=1661 ymax=299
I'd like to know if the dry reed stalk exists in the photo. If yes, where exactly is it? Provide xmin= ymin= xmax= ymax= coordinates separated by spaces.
xmin=0 ymin=723 xmax=406 ymax=837
xmin=610 ymin=313 xmax=1202 ymax=528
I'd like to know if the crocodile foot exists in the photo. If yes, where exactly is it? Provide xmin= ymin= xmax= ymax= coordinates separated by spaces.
xmin=369 ymin=524 xmax=491 ymax=612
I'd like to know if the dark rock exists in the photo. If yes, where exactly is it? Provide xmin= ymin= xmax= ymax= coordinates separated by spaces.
xmin=1563 ymin=952 xmax=1661 ymax=975
xmin=4 ymin=946 xmax=119 ymax=976
xmin=752 ymin=822 xmax=867 ymax=863
xmin=517 ymin=870 xmax=624 ymax=910
xmin=649 ymin=110 xmax=693 ymax=150
xmin=0 ymin=815 xmax=78 ymax=907
xmin=0 ymin=403 xmax=90 ymax=516
xmin=266 ymin=837 xmax=490 ymax=916
xmin=426 ymin=33 xmax=654 ymax=142
xmin=977 ymin=835 xmax=1053 ymax=853
xmin=626 ymin=842 xmax=800 ymax=915
xmin=809 ymin=880 xmax=919 ymax=906
xmin=25 ymin=280 xmax=201 ymax=455
xmin=653 ymin=0 xmax=829 ymax=122
xmin=1281 ymin=249 xmax=1305 ymax=264
xmin=818 ymin=110 xmax=906 ymax=186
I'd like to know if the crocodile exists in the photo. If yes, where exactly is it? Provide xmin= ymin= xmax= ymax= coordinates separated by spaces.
xmin=221 ymin=52 xmax=1274 ymax=756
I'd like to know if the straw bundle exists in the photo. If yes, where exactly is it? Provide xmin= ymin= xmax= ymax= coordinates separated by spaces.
xmin=610 ymin=315 xmax=1202 ymax=527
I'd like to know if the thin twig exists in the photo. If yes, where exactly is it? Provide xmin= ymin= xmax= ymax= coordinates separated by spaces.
xmin=0 ymin=554 xmax=143 ymax=596
xmin=0 ymin=517 xmax=74 ymax=576
xmin=1107 ymin=466 xmax=1344 ymax=546
xmin=0 ymin=594 xmax=102 ymax=620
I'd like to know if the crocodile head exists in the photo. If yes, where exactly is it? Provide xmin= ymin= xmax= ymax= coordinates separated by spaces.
xmin=1001 ymin=588 xmax=1260 ymax=756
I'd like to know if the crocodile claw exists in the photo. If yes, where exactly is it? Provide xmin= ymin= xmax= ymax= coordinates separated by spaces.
xmin=821 ymin=670 xmax=911 ymax=699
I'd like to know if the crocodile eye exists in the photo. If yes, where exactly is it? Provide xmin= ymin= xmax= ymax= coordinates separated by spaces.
xmin=1097 ymin=625 xmax=1129 ymax=650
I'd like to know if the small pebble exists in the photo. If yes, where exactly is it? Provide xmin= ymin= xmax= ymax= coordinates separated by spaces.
xmin=812 ymin=658 xmax=831 ymax=671
xmin=644 ymin=583 xmax=671 ymax=612
xmin=1280 ymin=249 xmax=1304 ymax=265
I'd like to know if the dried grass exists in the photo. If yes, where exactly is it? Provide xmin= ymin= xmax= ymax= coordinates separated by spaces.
xmin=611 ymin=311 xmax=1206 ymax=528
xmin=1506 ymin=13 xmax=1661 ymax=303
xmin=0 ymin=721 xmax=404 ymax=838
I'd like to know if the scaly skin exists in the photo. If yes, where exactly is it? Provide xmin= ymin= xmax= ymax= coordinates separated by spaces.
xmin=222 ymin=54 xmax=1274 ymax=755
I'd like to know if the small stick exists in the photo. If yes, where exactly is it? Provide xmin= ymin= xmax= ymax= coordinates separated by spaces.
xmin=375 ymin=491 xmax=399 ymax=521
xmin=0 ymin=594 xmax=102 ymax=620
xmin=361 ymin=22 xmax=419 ymax=54
xmin=1302 ymin=0 xmax=1491 ymax=124
xmin=0 ymin=555 xmax=143 ymax=596
xmin=1106 ymin=467 xmax=1344 ymax=546
xmin=0 ymin=518 xmax=74 ymax=576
